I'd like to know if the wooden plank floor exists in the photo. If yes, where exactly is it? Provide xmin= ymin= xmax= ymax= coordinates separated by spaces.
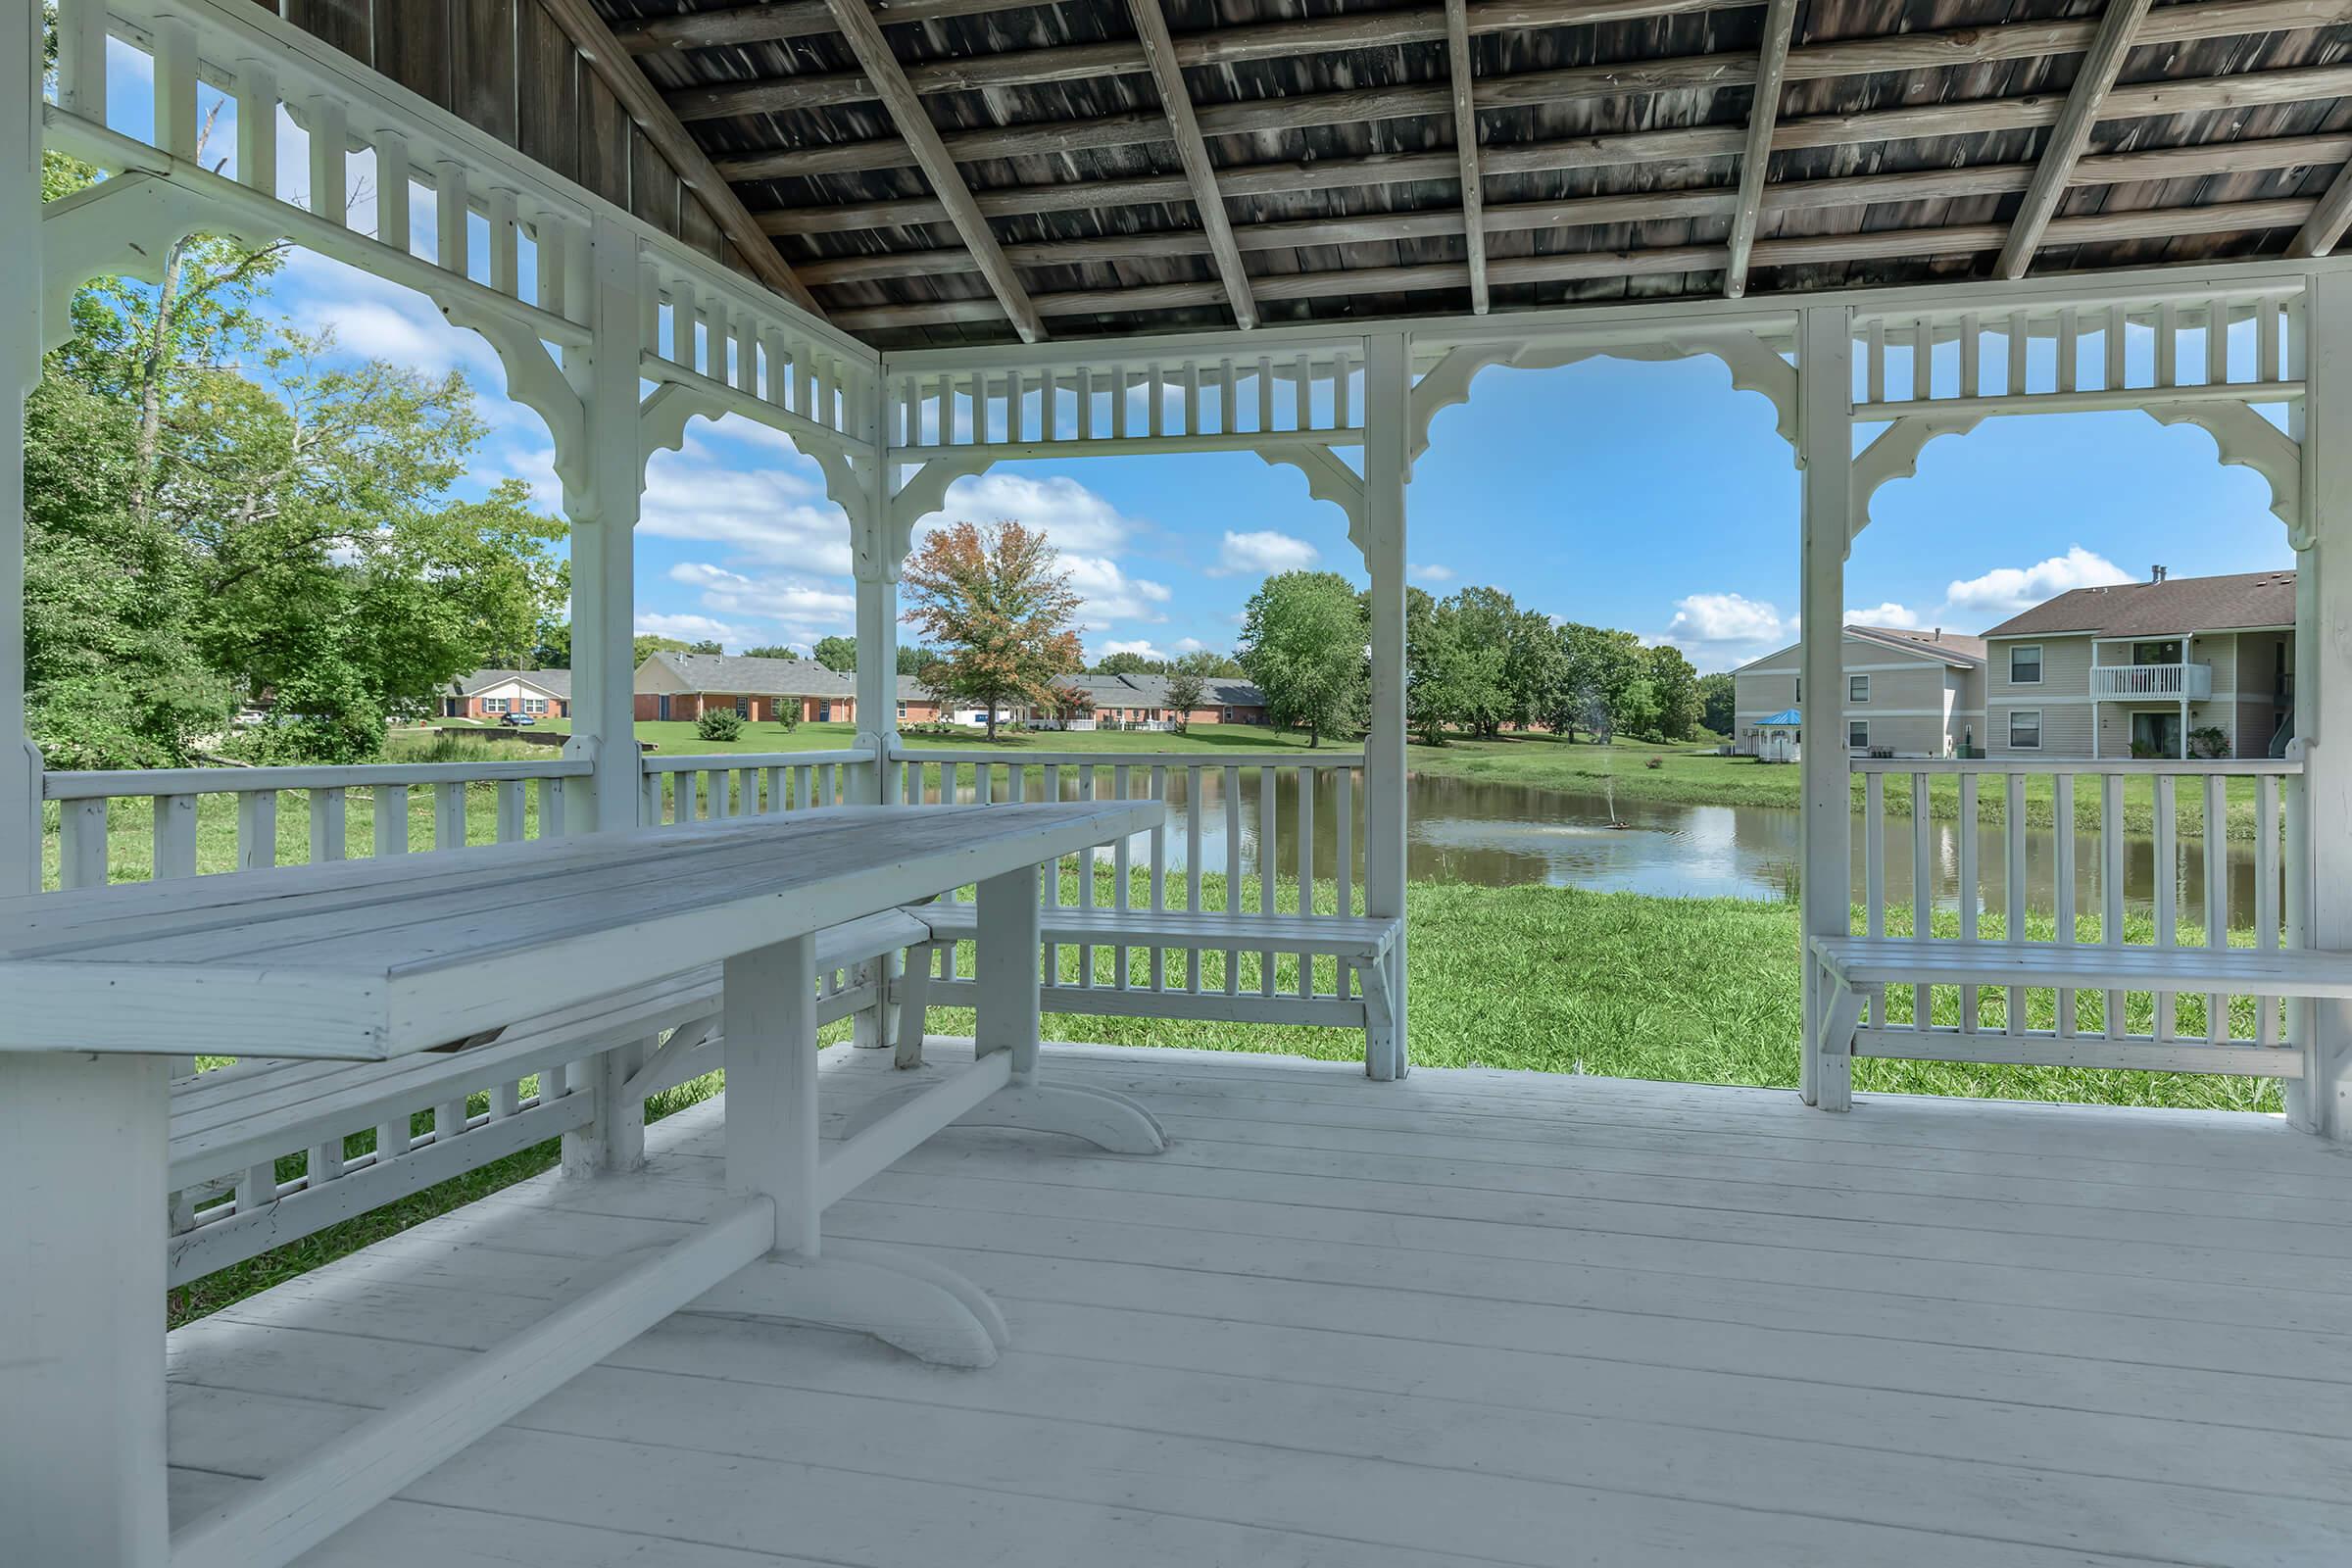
xmin=168 ymin=1043 xmax=2352 ymax=1567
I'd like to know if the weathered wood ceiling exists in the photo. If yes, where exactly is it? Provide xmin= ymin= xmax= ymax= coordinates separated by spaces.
xmin=582 ymin=1 xmax=2352 ymax=343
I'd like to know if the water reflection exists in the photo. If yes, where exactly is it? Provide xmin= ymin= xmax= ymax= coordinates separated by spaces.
xmin=920 ymin=765 xmax=2270 ymax=919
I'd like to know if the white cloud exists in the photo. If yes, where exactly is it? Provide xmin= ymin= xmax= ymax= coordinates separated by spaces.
xmin=640 ymin=437 xmax=851 ymax=576
xmin=665 ymin=562 xmax=857 ymax=646
xmin=1941 ymin=546 xmax=2132 ymax=622
xmin=922 ymin=472 xmax=1138 ymax=555
xmin=1845 ymin=601 xmax=1920 ymax=630
xmin=635 ymin=612 xmax=757 ymax=648
xmin=1101 ymin=639 xmax=1167 ymax=661
xmin=1175 ymin=636 xmax=1208 ymax=654
xmin=1062 ymin=555 xmax=1172 ymax=629
xmin=274 ymin=252 xmax=495 ymax=382
xmin=1208 ymin=529 xmax=1320 ymax=578
xmin=1666 ymin=592 xmax=1790 ymax=646
xmin=1409 ymin=563 xmax=1455 ymax=584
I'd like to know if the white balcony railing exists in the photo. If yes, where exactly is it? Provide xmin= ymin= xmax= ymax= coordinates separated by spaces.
xmin=1850 ymin=754 xmax=2303 ymax=1064
xmin=2090 ymin=662 xmax=2213 ymax=700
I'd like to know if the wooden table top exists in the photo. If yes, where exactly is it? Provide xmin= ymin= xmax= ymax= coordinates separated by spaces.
xmin=0 ymin=803 xmax=1163 ymax=1061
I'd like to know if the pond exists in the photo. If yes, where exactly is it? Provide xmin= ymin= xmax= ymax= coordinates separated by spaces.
xmin=947 ymin=766 xmax=2273 ymax=922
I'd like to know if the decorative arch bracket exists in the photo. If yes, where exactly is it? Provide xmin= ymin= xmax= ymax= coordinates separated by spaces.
xmin=1851 ymin=414 xmax=1983 ymax=543
xmin=1406 ymin=331 xmax=1799 ymax=474
xmin=41 ymin=172 xmax=283 ymax=355
xmin=1253 ymin=445 xmax=1366 ymax=556
xmin=878 ymin=454 xmax=997 ymax=583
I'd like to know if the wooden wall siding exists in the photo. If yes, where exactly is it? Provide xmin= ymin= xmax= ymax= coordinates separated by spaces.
xmin=517 ymin=0 xmax=584 ymax=184
xmin=251 ymin=0 xmax=759 ymax=290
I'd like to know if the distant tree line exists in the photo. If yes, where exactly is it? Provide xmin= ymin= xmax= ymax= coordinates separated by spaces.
xmin=1234 ymin=571 xmax=1715 ymax=749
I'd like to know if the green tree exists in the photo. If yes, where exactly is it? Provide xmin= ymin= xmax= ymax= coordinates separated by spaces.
xmin=897 ymin=644 xmax=938 ymax=675
xmin=810 ymin=635 xmax=858 ymax=671
xmin=688 ymin=639 xmax=723 ymax=655
xmin=740 ymin=643 xmax=799 ymax=660
xmin=1163 ymin=667 xmax=1204 ymax=732
xmin=1554 ymin=622 xmax=1646 ymax=741
xmin=1646 ymin=644 xmax=1702 ymax=742
xmin=634 ymin=633 xmax=692 ymax=666
xmin=1698 ymin=671 xmax=1737 ymax=737
xmin=1094 ymin=651 xmax=1164 ymax=675
xmin=1172 ymin=648 xmax=1244 ymax=678
xmin=1237 ymin=570 xmax=1366 ymax=749
xmin=901 ymin=519 xmax=1084 ymax=741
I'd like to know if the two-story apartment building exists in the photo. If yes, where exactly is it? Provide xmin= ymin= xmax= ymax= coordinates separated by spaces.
xmin=1981 ymin=568 xmax=2295 ymax=760
xmin=1732 ymin=626 xmax=1988 ymax=758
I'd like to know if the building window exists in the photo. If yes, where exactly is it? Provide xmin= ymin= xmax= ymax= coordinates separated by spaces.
xmin=735 ymin=696 xmax=750 ymax=718
xmin=817 ymin=702 xmax=831 ymax=722
xmin=1793 ymin=677 xmax=1800 ymax=702
xmin=2009 ymin=710 xmax=2043 ymax=750
xmin=1848 ymin=720 xmax=1868 ymax=750
xmin=897 ymin=702 xmax=907 ymax=719
xmin=2010 ymin=645 xmax=2042 ymax=684
xmin=1849 ymin=674 xmax=1870 ymax=704
xmin=482 ymin=698 xmax=508 ymax=713
xmin=523 ymin=698 xmax=547 ymax=714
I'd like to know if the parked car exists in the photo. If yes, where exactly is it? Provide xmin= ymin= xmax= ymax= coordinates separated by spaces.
xmin=499 ymin=710 xmax=536 ymax=727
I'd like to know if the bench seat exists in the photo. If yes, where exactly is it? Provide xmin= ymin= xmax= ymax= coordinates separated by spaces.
xmin=166 ymin=908 xmax=931 ymax=1287
xmin=896 ymin=902 xmax=1403 ymax=1072
xmin=1807 ymin=934 xmax=2351 ymax=1111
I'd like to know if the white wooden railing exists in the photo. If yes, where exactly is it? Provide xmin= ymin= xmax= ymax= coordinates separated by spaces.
xmin=895 ymin=745 xmax=1368 ymax=1012
xmin=1852 ymin=755 xmax=2304 ymax=1069
xmin=639 ymin=747 xmax=876 ymax=824
xmin=2088 ymin=662 xmax=2214 ymax=700
xmin=42 ymin=756 xmax=591 ymax=890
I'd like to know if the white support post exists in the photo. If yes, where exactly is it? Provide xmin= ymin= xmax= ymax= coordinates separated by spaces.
xmin=1798 ymin=305 xmax=1856 ymax=1111
xmin=1362 ymin=331 xmax=1410 ymax=1079
xmin=563 ymin=214 xmax=652 ymax=1175
xmin=849 ymin=431 xmax=903 ymax=1051
xmin=0 ymin=1052 xmax=172 ymax=1567
xmin=2293 ymin=269 xmax=2352 ymax=1138
xmin=1 ymin=0 xmax=38 ymax=895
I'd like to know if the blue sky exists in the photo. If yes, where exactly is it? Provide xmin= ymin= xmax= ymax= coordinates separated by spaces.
xmin=93 ymin=43 xmax=2299 ymax=677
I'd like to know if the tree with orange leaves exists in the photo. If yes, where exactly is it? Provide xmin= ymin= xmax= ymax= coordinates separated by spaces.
xmin=901 ymin=519 xmax=1084 ymax=741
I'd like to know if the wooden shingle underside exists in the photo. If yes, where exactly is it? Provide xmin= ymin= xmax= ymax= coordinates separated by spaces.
xmin=591 ymin=0 xmax=2352 ymax=345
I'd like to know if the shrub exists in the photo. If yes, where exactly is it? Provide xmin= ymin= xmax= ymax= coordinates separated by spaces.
xmin=2188 ymin=725 xmax=2230 ymax=760
xmin=774 ymin=705 xmax=800 ymax=733
xmin=697 ymin=709 xmax=745 ymax=741
xmin=1643 ymin=755 xmax=1663 ymax=769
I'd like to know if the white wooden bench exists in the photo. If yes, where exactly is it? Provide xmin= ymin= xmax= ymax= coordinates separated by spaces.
xmin=165 ymin=909 xmax=931 ymax=1286
xmin=1808 ymin=934 xmax=2352 ymax=1111
xmin=895 ymin=903 xmax=1404 ymax=1069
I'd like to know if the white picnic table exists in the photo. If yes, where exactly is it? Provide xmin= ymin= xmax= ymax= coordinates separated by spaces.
xmin=0 ymin=800 xmax=1164 ymax=1568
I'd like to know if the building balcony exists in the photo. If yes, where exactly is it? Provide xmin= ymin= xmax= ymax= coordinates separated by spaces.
xmin=2090 ymin=662 xmax=2213 ymax=700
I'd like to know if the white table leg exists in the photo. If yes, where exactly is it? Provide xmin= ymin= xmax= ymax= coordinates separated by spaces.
xmin=0 ymin=1053 xmax=172 ymax=1566
xmin=962 ymin=861 xmax=1165 ymax=1152
xmin=715 ymin=932 xmax=1004 ymax=1365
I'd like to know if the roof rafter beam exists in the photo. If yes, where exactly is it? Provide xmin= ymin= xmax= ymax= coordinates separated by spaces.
xmin=531 ymin=0 xmax=825 ymax=316
xmin=1723 ymin=0 xmax=1797 ymax=299
xmin=627 ymin=0 xmax=1744 ymax=62
xmin=818 ymin=0 xmax=1046 ymax=342
xmin=1994 ymin=0 xmax=2157 ymax=279
xmin=1443 ymin=0 xmax=1490 ymax=314
xmin=2287 ymin=160 xmax=2352 ymax=256
xmin=666 ymin=0 xmax=2337 ymax=125
xmin=762 ymin=132 xmax=2352 ymax=240
xmin=1125 ymin=0 xmax=1257 ymax=328
xmin=829 ymin=196 xmax=2319 ymax=332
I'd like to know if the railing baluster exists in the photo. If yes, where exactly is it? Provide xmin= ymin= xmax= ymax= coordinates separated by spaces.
xmin=2259 ymin=773 xmax=2282 ymax=1048
xmin=61 ymin=798 xmax=108 ymax=889
xmin=1076 ymin=764 xmax=1097 ymax=986
xmin=2054 ymin=771 xmax=2076 ymax=1037
xmin=2102 ymin=773 xmax=2127 ymax=1038
xmin=1297 ymin=764 xmax=1316 ymax=999
xmin=1957 ymin=772 xmax=1979 ymax=1032
xmin=1112 ymin=764 xmax=1132 ymax=989
xmin=542 ymin=777 xmax=565 ymax=838
xmin=1863 ymin=772 xmax=1885 ymax=1027
xmin=435 ymin=781 xmax=466 ymax=851
xmin=2154 ymin=776 xmax=2179 ymax=1040
xmin=2205 ymin=773 xmax=2229 ymax=1042
xmin=1258 ymin=764 xmax=1277 ymax=996
xmin=1149 ymin=764 xmax=1168 ymax=993
xmin=1909 ymin=769 xmax=1930 ymax=1030
xmin=495 ymin=780 xmax=526 ymax=843
xmin=239 ymin=790 xmax=279 ymax=872
xmin=1223 ymin=764 xmax=1243 ymax=995
xmin=2004 ymin=771 xmax=2026 ymax=1034
xmin=153 ymin=794 xmax=198 ymax=881
xmin=377 ymin=785 xmax=411 ymax=857
xmin=311 ymin=787 xmax=348 ymax=863
xmin=1186 ymin=765 xmax=1205 ymax=992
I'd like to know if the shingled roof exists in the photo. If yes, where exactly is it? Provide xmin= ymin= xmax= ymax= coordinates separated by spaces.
xmin=642 ymin=651 xmax=858 ymax=694
xmin=1980 ymin=568 xmax=2299 ymax=638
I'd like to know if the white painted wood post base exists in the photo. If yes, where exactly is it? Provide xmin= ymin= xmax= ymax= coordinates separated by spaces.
xmin=0 ymin=1053 xmax=172 ymax=1568
xmin=562 ymin=1036 xmax=648 ymax=1177
xmin=688 ymin=1242 xmax=1007 ymax=1368
xmin=1811 ymin=953 xmax=1864 ymax=1113
xmin=951 ymin=1080 xmax=1166 ymax=1152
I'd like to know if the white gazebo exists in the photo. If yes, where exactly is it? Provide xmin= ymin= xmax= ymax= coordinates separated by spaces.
xmin=7 ymin=1 xmax=2352 ymax=1564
